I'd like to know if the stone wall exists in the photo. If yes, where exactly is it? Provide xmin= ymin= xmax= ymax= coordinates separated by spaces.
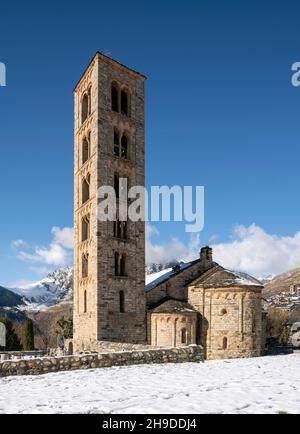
xmin=0 ymin=350 xmax=47 ymax=361
xmin=0 ymin=346 xmax=203 ymax=378
xmin=150 ymin=312 xmax=197 ymax=347
xmin=92 ymin=341 xmax=155 ymax=352
xmin=188 ymin=286 xmax=262 ymax=360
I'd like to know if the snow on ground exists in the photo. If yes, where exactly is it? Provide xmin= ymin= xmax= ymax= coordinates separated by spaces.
xmin=0 ymin=354 xmax=300 ymax=414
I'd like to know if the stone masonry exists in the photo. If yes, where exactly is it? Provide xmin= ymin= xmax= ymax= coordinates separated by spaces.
xmin=146 ymin=248 xmax=263 ymax=359
xmin=0 ymin=346 xmax=203 ymax=378
xmin=73 ymin=53 xmax=146 ymax=353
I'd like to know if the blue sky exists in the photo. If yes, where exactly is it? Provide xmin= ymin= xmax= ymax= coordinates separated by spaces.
xmin=1 ymin=0 xmax=300 ymax=285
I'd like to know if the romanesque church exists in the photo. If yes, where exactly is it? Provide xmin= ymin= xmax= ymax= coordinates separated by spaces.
xmin=72 ymin=52 xmax=263 ymax=360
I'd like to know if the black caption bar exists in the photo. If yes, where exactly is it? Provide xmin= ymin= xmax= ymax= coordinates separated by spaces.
xmin=0 ymin=413 xmax=293 ymax=432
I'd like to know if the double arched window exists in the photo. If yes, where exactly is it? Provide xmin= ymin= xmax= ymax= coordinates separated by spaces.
xmin=114 ymin=252 xmax=127 ymax=276
xmin=113 ymin=129 xmax=129 ymax=159
xmin=113 ymin=218 xmax=127 ymax=239
xmin=111 ymin=82 xmax=130 ymax=116
xmin=81 ymin=87 xmax=91 ymax=124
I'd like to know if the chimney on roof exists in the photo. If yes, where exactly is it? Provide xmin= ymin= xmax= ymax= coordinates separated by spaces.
xmin=200 ymin=246 xmax=213 ymax=263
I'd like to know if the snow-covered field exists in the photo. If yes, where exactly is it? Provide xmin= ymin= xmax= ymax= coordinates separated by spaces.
xmin=0 ymin=354 xmax=300 ymax=414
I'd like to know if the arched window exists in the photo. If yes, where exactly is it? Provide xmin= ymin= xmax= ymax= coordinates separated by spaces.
xmin=119 ymin=290 xmax=125 ymax=313
xmin=114 ymin=173 xmax=119 ymax=198
xmin=121 ymin=90 xmax=128 ymax=116
xmin=222 ymin=337 xmax=228 ymax=350
xmin=121 ymin=134 xmax=128 ymax=159
xmin=82 ymin=253 xmax=89 ymax=278
xmin=82 ymin=135 xmax=90 ymax=164
xmin=81 ymin=215 xmax=90 ymax=241
xmin=114 ymin=219 xmax=127 ymax=239
xmin=120 ymin=254 xmax=126 ymax=276
xmin=81 ymin=93 xmax=89 ymax=124
xmin=111 ymin=84 xmax=119 ymax=112
xmin=181 ymin=328 xmax=187 ymax=344
xmin=114 ymin=252 xmax=119 ymax=276
xmin=114 ymin=130 xmax=120 ymax=156
xmin=82 ymin=175 xmax=90 ymax=204
xmin=83 ymin=290 xmax=87 ymax=313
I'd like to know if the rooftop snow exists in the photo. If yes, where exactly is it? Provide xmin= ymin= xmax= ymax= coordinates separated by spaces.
xmin=145 ymin=262 xmax=192 ymax=292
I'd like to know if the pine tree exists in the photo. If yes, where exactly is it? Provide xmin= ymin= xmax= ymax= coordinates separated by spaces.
xmin=54 ymin=316 xmax=73 ymax=339
xmin=23 ymin=318 xmax=35 ymax=351
xmin=0 ymin=316 xmax=22 ymax=351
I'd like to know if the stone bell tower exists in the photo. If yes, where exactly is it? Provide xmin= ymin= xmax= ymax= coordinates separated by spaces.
xmin=73 ymin=53 xmax=146 ymax=353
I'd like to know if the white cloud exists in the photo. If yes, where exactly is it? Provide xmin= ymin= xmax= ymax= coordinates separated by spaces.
xmin=15 ymin=227 xmax=74 ymax=268
xmin=146 ymin=224 xmax=201 ymax=264
xmin=17 ymin=243 xmax=71 ymax=266
xmin=52 ymin=226 xmax=74 ymax=249
xmin=212 ymin=224 xmax=300 ymax=277
xmin=146 ymin=223 xmax=160 ymax=238
xmin=146 ymin=223 xmax=300 ymax=278
xmin=11 ymin=239 xmax=26 ymax=248
xmin=208 ymin=234 xmax=219 ymax=242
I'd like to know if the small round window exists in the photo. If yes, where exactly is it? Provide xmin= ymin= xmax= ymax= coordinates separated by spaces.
xmin=220 ymin=308 xmax=227 ymax=316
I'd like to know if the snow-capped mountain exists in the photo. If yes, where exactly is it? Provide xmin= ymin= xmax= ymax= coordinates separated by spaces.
xmin=6 ymin=267 xmax=73 ymax=310
xmin=258 ymin=275 xmax=274 ymax=285
xmin=1 ymin=262 xmax=182 ymax=312
xmin=145 ymin=260 xmax=182 ymax=275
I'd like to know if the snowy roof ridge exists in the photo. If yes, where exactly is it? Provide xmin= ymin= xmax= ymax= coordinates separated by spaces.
xmin=224 ymin=269 xmax=263 ymax=286
xmin=145 ymin=260 xmax=197 ymax=292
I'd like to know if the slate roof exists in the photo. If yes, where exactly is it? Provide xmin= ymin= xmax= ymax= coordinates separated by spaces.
xmin=146 ymin=263 xmax=263 ymax=293
xmin=150 ymin=298 xmax=197 ymax=313
xmin=145 ymin=259 xmax=202 ymax=292
xmin=189 ymin=265 xmax=263 ymax=288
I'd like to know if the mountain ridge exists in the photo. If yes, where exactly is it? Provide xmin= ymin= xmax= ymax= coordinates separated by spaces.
xmin=264 ymin=267 xmax=300 ymax=295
